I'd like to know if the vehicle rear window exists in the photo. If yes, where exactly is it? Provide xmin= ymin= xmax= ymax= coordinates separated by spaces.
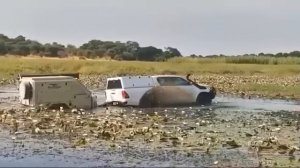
xmin=157 ymin=77 xmax=191 ymax=86
xmin=107 ymin=80 xmax=122 ymax=89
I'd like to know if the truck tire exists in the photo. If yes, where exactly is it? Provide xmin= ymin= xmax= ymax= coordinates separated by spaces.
xmin=139 ymin=91 xmax=154 ymax=108
xmin=20 ymin=82 xmax=33 ymax=99
xmin=196 ymin=93 xmax=212 ymax=105
xmin=139 ymin=87 xmax=165 ymax=108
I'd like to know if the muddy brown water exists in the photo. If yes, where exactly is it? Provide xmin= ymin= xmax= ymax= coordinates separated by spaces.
xmin=0 ymin=87 xmax=299 ymax=167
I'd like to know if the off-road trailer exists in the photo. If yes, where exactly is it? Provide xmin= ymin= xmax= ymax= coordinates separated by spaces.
xmin=18 ymin=73 xmax=97 ymax=109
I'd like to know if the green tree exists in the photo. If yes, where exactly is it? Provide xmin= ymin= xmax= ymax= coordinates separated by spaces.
xmin=163 ymin=47 xmax=182 ymax=59
xmin=121 ymin=51 xmax=136 ymax=60
xmin=0 ymin=34 xmax=9 ymax=41
xmin=14 ymin=35 xmax=26 ymax=42
xmin=44 ymin=42 xmax=65 ymax=57
xmin=136 ymin=46 xmax=163 ymax=61
xmin=289 ymin=51 xmax=300 ymax=57
xmin=0 ymin=42 xmax=7 ymax=55
xmin=66 ymin=44 xmax=77 ymax=56
xmin=12 ymin=44 xmax=30 ymax=56
xmin=28 ymin=41 xmax=44 ymax=55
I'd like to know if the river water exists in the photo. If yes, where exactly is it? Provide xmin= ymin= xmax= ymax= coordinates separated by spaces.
xmin=0 ymin=87 xmax=299 ymax=167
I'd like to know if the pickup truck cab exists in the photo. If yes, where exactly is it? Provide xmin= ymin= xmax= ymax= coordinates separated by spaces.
xmin=105 ymin=75 xmax=216 ymax=107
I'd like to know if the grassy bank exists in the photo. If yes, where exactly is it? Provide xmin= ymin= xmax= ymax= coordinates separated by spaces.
xmin=0 ymin=56 xmax=299 ymax=77
xmin=0 ymin=56 xmax=299 ymax=99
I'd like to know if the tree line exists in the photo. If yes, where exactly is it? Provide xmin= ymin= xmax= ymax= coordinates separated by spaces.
xmin=189 ymin=52 xmax=300 ymax=58
xmin=1 ymin=34 xmax=299 ymax=61
xmin=0 ymin=34 xmax=182 ymax=61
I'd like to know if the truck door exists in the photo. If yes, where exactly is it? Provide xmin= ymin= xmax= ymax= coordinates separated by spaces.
xmin=156 ymin=77 xmax=198 ymax=105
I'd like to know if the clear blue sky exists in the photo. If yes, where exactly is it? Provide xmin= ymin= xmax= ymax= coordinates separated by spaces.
xmin=1 ymin=0 xmax=299 ymax=56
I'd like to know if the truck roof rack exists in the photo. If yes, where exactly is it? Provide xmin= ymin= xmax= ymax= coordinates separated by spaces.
xmin=18 ymin=73 xmax=80 ymax=79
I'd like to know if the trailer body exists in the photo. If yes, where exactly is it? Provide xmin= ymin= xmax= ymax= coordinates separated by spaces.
xmin=19 ymin=74 xmax=97 ymax=109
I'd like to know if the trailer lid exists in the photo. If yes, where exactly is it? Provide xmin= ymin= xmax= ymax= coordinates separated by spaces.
xmin=18 ymin=73 xmax=80 ymax=79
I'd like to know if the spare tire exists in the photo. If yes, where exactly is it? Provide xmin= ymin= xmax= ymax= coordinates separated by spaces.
xmin=19 ymin=82 xmax=33 ymax=99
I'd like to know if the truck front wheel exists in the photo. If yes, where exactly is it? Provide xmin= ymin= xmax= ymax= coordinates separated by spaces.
xmin=196 ymin=93 xmax=212 ymax=105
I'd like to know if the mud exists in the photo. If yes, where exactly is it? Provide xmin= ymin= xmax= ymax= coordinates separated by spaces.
xmin=139 ymin=86 xmax=197 ymax=107
xmin=0 ymin=87 xmax=299 ymax=167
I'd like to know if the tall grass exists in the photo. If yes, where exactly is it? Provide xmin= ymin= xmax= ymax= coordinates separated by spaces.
xmin=224 ymin=56 xmax=300 ymax=65
xmin=168 ymin=57 xmax=226 ymax=64
xmin=239 ymin=83 xmax=300 ymax=99
xmin=0 ymin=56 xmax=299 ymax=78
xmin=168 ymin=56 xmax=300 ymax=65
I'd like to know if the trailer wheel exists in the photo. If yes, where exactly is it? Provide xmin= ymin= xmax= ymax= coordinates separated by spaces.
xmin=20 ymin=82 xmax=33 ymax=99
xmin=48 ymin=103 xmax=69 ymax=110
xmin=196 ymin=93 xmax=212 ymax=105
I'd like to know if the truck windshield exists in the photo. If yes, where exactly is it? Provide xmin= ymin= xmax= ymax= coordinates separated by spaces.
xmin=157 ymin=77 xmax=191 ymax=86
xmin=107 ymin=79 xmax=122 ymax=89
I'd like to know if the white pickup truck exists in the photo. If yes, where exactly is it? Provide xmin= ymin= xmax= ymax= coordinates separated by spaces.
xmin=105 ymin=75 xmax=216 ymax=107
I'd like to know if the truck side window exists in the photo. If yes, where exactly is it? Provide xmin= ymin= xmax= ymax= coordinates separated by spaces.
xmin=107 ymin=80 xmax=122 ymax=89
xmin=157 ymin=77 xmax=191 ymax=86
